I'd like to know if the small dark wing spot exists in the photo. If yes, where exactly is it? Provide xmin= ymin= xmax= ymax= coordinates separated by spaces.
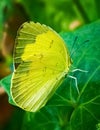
xmin=56 ymin=62 xmax=58 ymax=67
xmin=49 ymin=40 xmax=54 ymax=48
xmin=43 ymin=66 xmax=47 ymax=72
xmin=40 ymin=54 xmax=43 ymax=59
xmin=56 ymin=77 xmax=58 ymax=80
xmin=34 ymin=54 xmax=36 ymax=56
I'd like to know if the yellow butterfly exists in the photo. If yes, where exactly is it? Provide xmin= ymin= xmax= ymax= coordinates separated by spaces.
xmin=11 ymin=22 xmax=71 ymax=112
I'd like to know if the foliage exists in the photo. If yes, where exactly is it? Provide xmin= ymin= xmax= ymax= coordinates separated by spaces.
xmin=0 ymin=0 xmax=100 ymax=33
xmin=0 ymin=20 xmax=100 ymax=130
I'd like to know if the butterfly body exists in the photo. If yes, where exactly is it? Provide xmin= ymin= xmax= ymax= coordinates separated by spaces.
xmin=11 ymin=22 xmax=71 ymax=112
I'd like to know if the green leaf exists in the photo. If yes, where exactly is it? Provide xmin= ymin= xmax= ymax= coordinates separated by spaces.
xmin=49 ymin=20 xmax=100 ymax=130
xmin=96 ymin=123 xmax=100 ymax=130
xmin=0 ymin=74 xmax=15 ymax=105
xmin=0 ymin=0 xmax=13 ymax=37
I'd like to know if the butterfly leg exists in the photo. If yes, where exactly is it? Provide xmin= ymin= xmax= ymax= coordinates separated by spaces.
xmin=68 ymin=75 xmax=79 ymax=94
xmin=67 ymin=69 xmax=88 ymax=94
xmin=72 ymin=68 xmax=88 ymax=73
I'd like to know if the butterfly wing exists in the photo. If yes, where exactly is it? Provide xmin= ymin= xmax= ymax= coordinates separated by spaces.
xmin=11 ymin=22 xmax=71 ymax=112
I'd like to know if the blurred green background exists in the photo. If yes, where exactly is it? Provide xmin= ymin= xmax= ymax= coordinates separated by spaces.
xmin=0 ymin=0 xmax=100 ymax=130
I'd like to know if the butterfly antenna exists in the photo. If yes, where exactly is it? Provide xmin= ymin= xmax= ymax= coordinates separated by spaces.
xmin=70 ymin=39 xmax=90 ymax=58
xmin=70 ymin=36 xmax=78 ymax=57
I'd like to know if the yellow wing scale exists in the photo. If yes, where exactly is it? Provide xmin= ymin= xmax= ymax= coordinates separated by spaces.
xmin=11 ymin=21 xmax=71 ymax=112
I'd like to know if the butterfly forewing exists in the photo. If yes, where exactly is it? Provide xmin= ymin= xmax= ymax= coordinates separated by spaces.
xmin=11 ymin=22 xmax=71 ymax=112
